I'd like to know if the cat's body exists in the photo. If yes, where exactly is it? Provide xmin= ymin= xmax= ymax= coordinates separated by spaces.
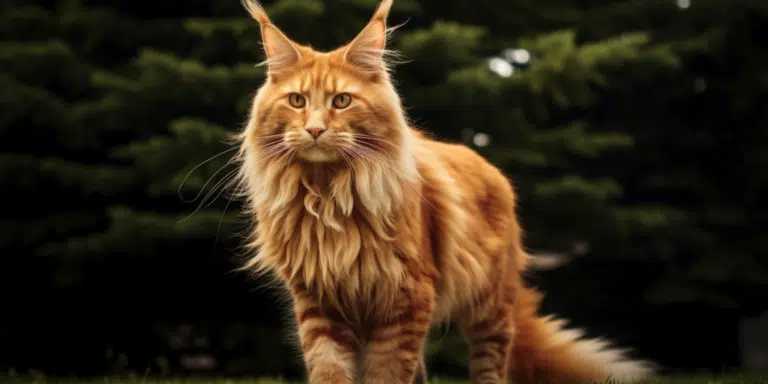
xmin=236 ymin=1 xmax=656 ymax=383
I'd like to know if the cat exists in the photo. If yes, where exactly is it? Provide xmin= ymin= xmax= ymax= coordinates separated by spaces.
xmin=234 ymin=0 xmax=656 ymax=383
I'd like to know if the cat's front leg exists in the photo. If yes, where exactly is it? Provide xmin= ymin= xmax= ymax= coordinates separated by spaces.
xmin=363 ymin=283 xmax=435 ymax=384
xmin=293 ymin=292 xmax=359 ymax=384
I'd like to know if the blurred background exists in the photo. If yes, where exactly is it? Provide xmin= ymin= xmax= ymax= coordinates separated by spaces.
xmin=1 ymin=0 xmax=767 ymax=380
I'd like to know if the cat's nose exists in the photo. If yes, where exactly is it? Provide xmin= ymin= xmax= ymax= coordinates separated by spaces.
xmin=305 ymin=127 xmax=326 ymax=139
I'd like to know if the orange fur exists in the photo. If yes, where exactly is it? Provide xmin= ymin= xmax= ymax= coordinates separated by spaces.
xmin=235 ymin=1 xmax=656 ymax=383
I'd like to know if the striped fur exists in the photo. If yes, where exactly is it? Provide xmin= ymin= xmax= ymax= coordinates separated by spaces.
xmin=236 ymin=1 xmax=657 ymax=383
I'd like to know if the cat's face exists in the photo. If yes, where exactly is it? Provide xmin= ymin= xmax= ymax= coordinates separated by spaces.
xmin=251 ymin=51 xmax=402 ymax=163
xmin=243 ymin=0 xmax=406 ymax=165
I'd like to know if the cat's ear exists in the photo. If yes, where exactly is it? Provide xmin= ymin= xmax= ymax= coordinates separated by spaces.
xmin=344 ymin=0 xmax=393 ymax=72
xmin=242 ymin=0 xmax=301 ymax=74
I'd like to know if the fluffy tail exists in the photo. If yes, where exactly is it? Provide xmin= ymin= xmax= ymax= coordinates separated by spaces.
xmin=510 ymin=288 xmax=657 ymax=384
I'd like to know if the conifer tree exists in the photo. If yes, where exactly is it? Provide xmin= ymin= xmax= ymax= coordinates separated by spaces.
xmin=0 ymin=2 xmax=136 ymax=303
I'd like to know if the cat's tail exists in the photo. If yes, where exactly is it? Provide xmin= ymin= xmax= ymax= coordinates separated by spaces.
xmin=509 ymin=287 xmax=657 ymax=384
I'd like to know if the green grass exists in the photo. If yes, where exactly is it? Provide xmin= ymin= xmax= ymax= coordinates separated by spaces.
xmin=1 ymin=375 xmax=767 ymax=384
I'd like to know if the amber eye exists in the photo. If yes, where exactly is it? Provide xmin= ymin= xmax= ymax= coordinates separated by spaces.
xmin=288 ymin=93 xmax=306 ymax=108
xmin=332 ymin=93 xmax=352 ymax=109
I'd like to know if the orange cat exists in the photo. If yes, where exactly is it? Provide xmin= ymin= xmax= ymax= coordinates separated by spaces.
xmin=235 ymin=0 xmax=656 ymax=383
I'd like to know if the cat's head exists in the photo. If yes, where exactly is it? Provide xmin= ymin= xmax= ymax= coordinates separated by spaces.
xmin=240 ymin=0 xmax=413 ymax=169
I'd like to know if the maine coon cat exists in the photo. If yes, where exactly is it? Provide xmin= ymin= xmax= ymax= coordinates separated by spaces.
xmin=235 ymin=0 xmax=656 ymax=382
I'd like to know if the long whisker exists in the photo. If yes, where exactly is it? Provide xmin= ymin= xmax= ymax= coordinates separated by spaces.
xmin=275 ymin=146 xmax=297 ymax=166
xmin=355 ymin=140 xmax=390 ymax=153
xmin=259 ymin=143 xmax=286 ymax=154
xmin=344 ymin=149 xmax=393 ymax=173
xmin=261 ymin=148 xmax=292 ymax=164
xmin=178 ymin=168 xmax=238 ymax=224
xmin=215 ymin=189 xmax=239 ymax=246
xmin=202 ymin=169 xmax=240 ymax=209
xmin=335 ymin=147 xmax=354 ymax=169
xmin=255 ymin=133 xmax=288 ymax=141
xmin=258 ymin=142 xmax=290 ymax=161
xmin=351 ymin=134 xmax=399 ymax=149
xmin=178 ymin=147 xmax=238 ymax=202
xmin=254 ymin=134 xmax=287 ymax=149
xmin=347 ymin=145 xmax=393 ymax=163
xmin=256 ymin=140 xmax=285 ymax=149
xmin=214 ymin=174 xmax=249 ymax=246
xmin=181 ymin=157 xmax=235 ymax=204
xmin=258 ymin=147 xmax=287 ymax=160
xmin=351 ymin=133 xmax=395 ymax=140
xmin=287 ymin=148 xmax=298 ymax=165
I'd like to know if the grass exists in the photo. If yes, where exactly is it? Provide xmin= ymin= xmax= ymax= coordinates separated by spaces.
xmin=1 ymin=374 xmax=767 ymax=384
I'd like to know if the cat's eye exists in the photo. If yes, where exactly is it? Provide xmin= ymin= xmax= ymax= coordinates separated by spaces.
xmin=288 ymin=93 xmax=306 ymax=108
xmin=332 ymin=93 xmax=352 ymax=109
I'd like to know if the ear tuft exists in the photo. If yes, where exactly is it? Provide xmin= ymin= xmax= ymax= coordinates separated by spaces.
xmin=242 ymin=0 xmax=301 ymax=74
xmin=241 ymin=0 xmax=271 ymax=25
xmin=344 ymin=0 xmax=395 ymax=73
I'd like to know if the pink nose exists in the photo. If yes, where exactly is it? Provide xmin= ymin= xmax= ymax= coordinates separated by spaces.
xmin=306 ymin=127 xmax=326 ymax=139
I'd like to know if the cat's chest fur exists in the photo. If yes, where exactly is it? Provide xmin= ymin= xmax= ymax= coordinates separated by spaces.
xmin=250 ymin=165 xmax=408 ymax=315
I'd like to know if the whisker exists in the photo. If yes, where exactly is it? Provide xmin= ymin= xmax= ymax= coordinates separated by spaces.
xmin=262 ymin=148 xmax=292 ymax=164
xmin=182 ymin=158 xmax=235 ymax=204
xmin=255 ymin=133 xmax=288 ymax=140
xmin=254 ymin=134 xmax=287 ymax=148
xmin=276 ymin=147 xmax=297 ymax=166
xmin=202 ymin=169 xmax=239 ymax=209
xmin=351 ymin=133 xmax=393 ymax=139
xmin=178 ymin=168 xmax=238 ymax=224
xmin=215 ymin=182 xmax=244 ymax=246
xmin=348 ymin=146 xmax=392 ymax=163
xmin=352 ymin=134 xmax=388 ymax=139
xmin=178 ymin=147 xmax=238 ymax=203
xmin=336 ymin=147 xmax=354 ymax=169
xmin=355 ymin=141 xmax=389 ymax=153
xmin=258 ymin=143 xmax=290 ymax=161
xmin=351 ymin=134 xmax=399 ymax=149
xmin=258 ymin=140 xmax=286 ymax=152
